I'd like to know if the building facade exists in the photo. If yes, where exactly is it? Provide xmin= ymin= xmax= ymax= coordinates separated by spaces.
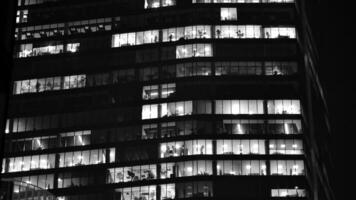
xmin=1 ymin=0 xmax=335 ymax=200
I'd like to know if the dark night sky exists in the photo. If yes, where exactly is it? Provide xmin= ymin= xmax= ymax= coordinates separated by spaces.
xmin=317 ymin=0 xmax=350 ymax=199
xmin=0 ymin=0 xmax=350 ymax=199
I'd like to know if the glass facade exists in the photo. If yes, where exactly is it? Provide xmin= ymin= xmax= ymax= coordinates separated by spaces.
xmin=3 ymin=0 xmax=333 ymax=200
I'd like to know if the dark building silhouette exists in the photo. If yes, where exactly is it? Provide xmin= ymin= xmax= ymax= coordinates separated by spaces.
xmin=1 ymin=0 xmax=335 ymax=200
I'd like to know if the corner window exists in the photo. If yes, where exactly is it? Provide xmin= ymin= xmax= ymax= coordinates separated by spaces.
xmin=270 ymin=160 xmax=304 ymax=175
xmin=267 ymin=100 xmax=301 ymax=114
xmin=264 ymin=27 xmax=296 ymax=39
xmin=269 ymin=140 xmax=303 ymax=155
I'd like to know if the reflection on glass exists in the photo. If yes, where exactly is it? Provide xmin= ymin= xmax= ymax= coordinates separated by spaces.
xmin=217 ymin=119 xmax=265 ymax=134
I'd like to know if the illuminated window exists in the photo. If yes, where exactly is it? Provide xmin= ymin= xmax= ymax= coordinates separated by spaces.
xmin=267 ymin=100 xmax=301 ymax=114
xmin=267 ymin=119 xmax=302 ymax=134
xmin=217 ymin=160 xmax=267 ymax=176
xmin=161 ymin=160 xmax=213 ymax=178
xmin=107 ymin=165 xmax=156 ymax=183
xmin=160 ymin=140 xmax=213 ymax=158
xmin=117 ymin=185 xmax=156 ymax=200
xmin=221 ymin=8 xmax=237 ymax=21
xmin=215 ymin=100 xmax=264 ymax=115
xmin=145 ymin=0 xmax=176 ymax=9
xmin=161 ymin=184 xmax=175 ymax=200
xmin=215 ymin=25 xmax=262 ymax=38
xmin=59 ymin=148 xmax=115 ymax=168
xmin=60 ymin=130 xmax=91 ymax=147
xmin=142 ymin=83 xmax=176 ymax=100
xmin=264 ymin=27 xmax=296 ymax=38
xmin=66 ymin=43 xmax=80 ymax=53
xmin=271 ymin=188 xmax=306 ymax=197
xmin=112 ymin=30 xmax=159 ymax=47
xmin=270 ymin=160 xmax=304 ymax=175
xmin=216 ymin=140 xmax=266 ymax=155
xmin=162 ymin=25 xmax=211 ymax=42
xmin=269 ymin=140 xmax=303 ymax=155
xmin=6 ymin=154 xmax=56 ymax=172
xmin=176 ymin=44 xmax=212 ymax=59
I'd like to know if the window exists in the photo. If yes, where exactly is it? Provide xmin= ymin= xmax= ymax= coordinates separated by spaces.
xmin=57 ymin=171 xmax=102 ymax=188
xmin=11 ymin=136 xmax=57 ymax=152
xmin=66 ymin=43 xmax=80 ymax=53
xmin=176 ymin=44 xmax=212 ymax=59
xmin=161 ymin=101 xmax=193 ymax=117
xmin=271 ymin=188 xmax=306 ymax=197
xmin=13 ymin=174 xmax=54 ymax=190
xmin=193 ymin=0 xmax=294 ymax=3
xmin=142 ymin=101 xmax=195 ymax=120
xmin=217 ymin=160 xmax=267 ymax=176
xmin=162 ymin=25 xmax=211 ymax=42
xmin=139 ymin=67 xmax=159 ymax=81
xmin=215 ymin=25 xmax=262 ymax=38
xmin=160 ymin=140 xmax=213 ymax=158
xmin=269 ymin=140 xmax=303 ymax=155
xmin=176 ymin=181 xmax=213 ymax=198
xmin=142 ymin=83 xmax=176 ymax=100
xmin=267 ymin=119 xmax=302 ymax=134
xmin=142 ymin=104 xmax=159 ymax=120
xmin=221 ymin=8 xmax=237 ymax=21
xmin=16 ymin=10 xmax=28 ymax=24
xmin=6 ymin=154 xmax=56 ymax=172
xmin=217 ymin=119 xmax=265 ymax=134
xmin=59 ymin=148 xmax=115 ymax=167
xmin=265 ymin=62 xmax=298 ymax=75
xmin=107 ymin=165 xmax=156 ymax=183
xmin=161 ymin=160 xmax=213 ymax=178
xmin=267 ymin=100 xmax=301 ymax=114
xmin=264 ymin=27 xmax=296 ymax=39
xmin=215 ymin=100 xmax=264 ymax=115
xmin=159 ymin=120 xmax=213 ymax=138
xmin=161 ymin=184 xmax=175 ymax=200
xmin=270 ymin=160 xmax=304 ymax=175
xmin=215 ymin=61 xmax=263 ymax=76
xmin=14 ymin=74 xmax=86 ymax=94
xmin=112 ymin=30 xmax=159 ymax=47
xmin=117 ymin=185 xmax=156 ymax=200
xmin=60 ymin=130 xmax=91 ymax=147
xmin=216 ymin=140 xmax=266 ymax=155
xmin=145 ymin=0 xmax=176 ymax=8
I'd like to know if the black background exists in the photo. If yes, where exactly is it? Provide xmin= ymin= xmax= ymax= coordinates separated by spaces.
xmin=0 ymin=0 xmax=350 ymax=199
